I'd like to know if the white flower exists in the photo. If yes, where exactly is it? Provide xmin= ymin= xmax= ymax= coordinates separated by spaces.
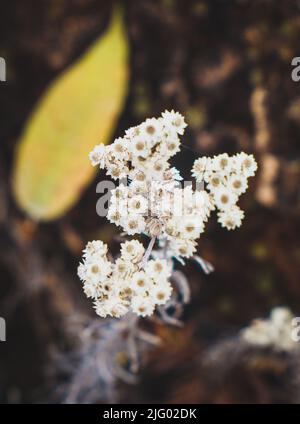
xmin=85 ymin=258 xmax=112 ymax=284
xmin=169 ymin=238 xmax=197 ymax=259
xmin=213 ymin=186 xmax=238 ymax=211
xmin=165 ymin=217 xmax=180 ymax=238
xmin=95 ymin=298 xmax=128 ymax=318
xmin=192 ymin=157 xmax=211 ymax=181
xmin=83 ymin=240 xmax=108 ymax=259
xmin=111 ymin=184 xmax=129 ymax=200
xmin=113 ymin=258 xmax=135 ymax=278
xmin=160 ymin=136 xmax=181 ymax=158
xmin=271 ymin=307 xmax=293 ymax=328
xmin=217 ymin=206 xmax=244 ymax=230
xmin=242 ymin=320 xmax=274 ymax=347
xmin=140 ymin=118 xmax=162 ymax=142
xmin=145 ymin=259 xmax=171 ymax=280
xmin=131 ymin=295 xmax=155 ymax=317
xmin=83 ymin=281 xmax=104 ymax=299
xmin=77 ymin=263 xmax=87 ymax=281
xmin=194 ymin=190 xmax=215 ymax=221
xmin=89 ymin=144 xmax=106 ymax=167
xmin=122 ymin=214 xmax=146 ymax=235
xmin=131 ymin=271 xmax=151 ymax=294
xmin=130 ymin=136 xmax=150 ymax=158
xmin=212 ymin=153 xmax=232 ymax=174
xmin=179 ymin=215 xmax=204 ymax=239
xmin=206 ymin=173 xmax=224 ymax=192
xmin=110 ymin=302 xmax=129 ymax=318
xmin=241 ymin=307 xmax=295 ymax=352
xmin=93 ymin=300 xmax=110 ymax=318
xmin=107 ymin=206 xmax=123 ymax=226
xmin=125 ymin=125 xmax=140 ymax=139
xmin=151 ymin=282 xmax=172 ymax=305
xmin=165 ymin=167 xmax=183 ymax=182
xmin=142 ymin=158 xmax=168 ymax=181
xmin=161 ymin=110 xmax=187 ymax=135
xmin=227 ymin=173 xmax=248 ymax=195
xmin=106 ymin=163 xmax=129 ymax=180
xmin=235 ymin=152 xmax=258 ymax=177
xmin=128 ymin=195 xmax=148 ymax=215
xmin=120 ymin=240 xmax=145 ymax=263
xmin=110 ymin=137 xmax=129 ymax=161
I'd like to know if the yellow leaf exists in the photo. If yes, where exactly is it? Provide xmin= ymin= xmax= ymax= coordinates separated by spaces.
xmin=13 ymin=9 xmax=128 ymax=221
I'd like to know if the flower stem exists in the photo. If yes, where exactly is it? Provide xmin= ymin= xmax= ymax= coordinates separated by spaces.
xmin=139 ymin=236 xmax=156 ymax=269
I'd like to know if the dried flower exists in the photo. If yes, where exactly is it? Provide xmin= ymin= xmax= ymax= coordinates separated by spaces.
xmin=78 ymin=110 xmax=258 ymax=318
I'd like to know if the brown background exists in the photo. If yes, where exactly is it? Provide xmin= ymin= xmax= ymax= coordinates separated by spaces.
xmin=0 ymin=0 xmax=300 ymax=403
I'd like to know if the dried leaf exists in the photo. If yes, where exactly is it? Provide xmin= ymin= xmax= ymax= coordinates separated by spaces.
xmin=13 ymin=9 xmax=128 ymax=220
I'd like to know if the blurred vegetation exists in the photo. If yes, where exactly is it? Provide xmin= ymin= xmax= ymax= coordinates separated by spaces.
xmin=0 ymin=0 xmax=300 ymax=404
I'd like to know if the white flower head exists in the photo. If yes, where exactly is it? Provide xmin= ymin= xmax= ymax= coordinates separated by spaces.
xmin=89 ymin=144 xmax=107 ymax=167
xmin=217 ymin=205 xmax=244 ymax=230
xmin=169 ymin=238 xmax=197 ymax=259
xmin=131 ymin=295 xmax=155 ymax=317
xmin=128 ymin=195 xmax=148 ymax=215
xmin=122 ymin=214 xmax=146 ymax=235
xmin=192 ymin=157 xmax=212 ymax=181
xmin=151 ymin=282 xmax=172 ymax=305
xmin=161 ymin=110 xmax=187 ymax=135
xmin=113 ymin=258 xmax=135 ymax=279
xmin=110 ymin=137 xmax=129 ymax=161
xmin=130 ymin=136 xmax=150 ymax=158
xmin=236 ymin=152 xmax=258 ymax=177
xmin=213 ymin=186 xmax=238 ymax=211
xmin=82 ymin=240 xmax=108 ymax=259
xmin=227 ymin=173 xmax=248 ymax=195
xmin=212 ymin=153 xmax=232 ymax=174
xmin=140 ymin=117 xmax=162 ymax=143
xmin=131 ymin=270 xmax=151 ymax=294
xmin=145 ymin=259 xmax=171 ymax=280
xmin=120 ymin=240 xmax=145 ymax=263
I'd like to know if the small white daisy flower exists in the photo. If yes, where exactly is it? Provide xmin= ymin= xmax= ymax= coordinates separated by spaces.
xmin=145 ymin=259 xmax=171 ymax=280
xmin=161 ymin=110 xmax=187 ymax=135
xmin=140 ymin=117 xmax=162 ymax=143
xmin=131 ymin=295 xmax=155 ymax=317
xmin=227 ymin=173 xmax=248 ymax=195
xmin=169 ymin=238 xmax=197 ymax=259
xmin=130 ymin=136 xmax=150 ymax=158
xmin=151 ymin=282 xmax=172 ymax=305
xmin=128 ymin=195 xmax=148 ymax=215
xmin=131 ymin=271 xmax=151 ymax=294
xmin=192 ymin=157 xmax=211 ymax=181
xmin=89 ymin=144 xmax=107 ymax=167
xmin=212 ymin=153 xmax=232 ymax=174
xmin=217 ymin=205 xmax=244 ymax=230
xmin=120 ymin=240 xmax=145 ymax=263
xmin=213 ymin=186 xmax=238 ymax=211
xmin=82 ymin=240 xmax=108 ymax=259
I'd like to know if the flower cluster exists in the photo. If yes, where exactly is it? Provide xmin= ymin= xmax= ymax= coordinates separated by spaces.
xmin=108 ymin=179 xmax=215 ymax=260
xmin=89 ymin=110 xmax=186 ymax=181
xmin=241 ymin=307 xmax=296 ymax=352
xmin=78 ymin=110 xmax=258 ymax=319
xmin=78 ymin=240 xmax=172 ymax=318
xmin=192 ymin=152 xmax=257 ymax=230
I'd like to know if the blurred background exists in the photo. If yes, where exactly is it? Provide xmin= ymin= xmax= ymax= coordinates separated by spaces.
xmin=1 ymin=0 xmax=300 ymax=404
